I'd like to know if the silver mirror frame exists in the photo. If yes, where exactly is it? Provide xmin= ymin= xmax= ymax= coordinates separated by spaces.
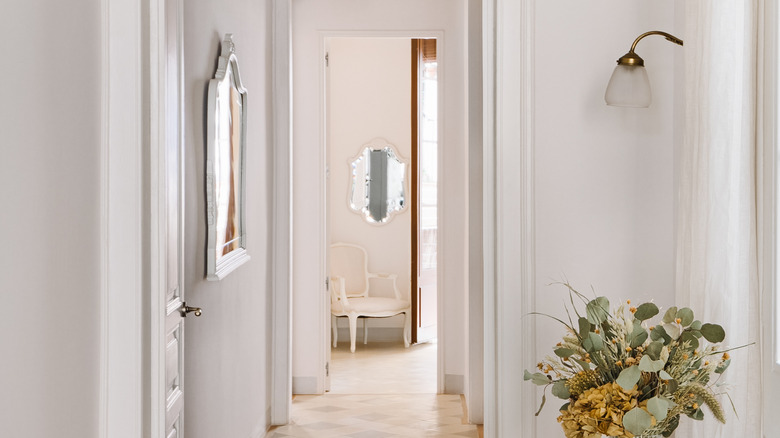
xmin=347 ymin=138 xmax=409 ymax=225
xmin=206 ymin=34 xmax=250 ymax=280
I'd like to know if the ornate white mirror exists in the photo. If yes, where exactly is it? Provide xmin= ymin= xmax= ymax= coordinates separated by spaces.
xmin=348 ymin=138 xmax=408 ymax=224
xmin=206 ymin=34 xmax=250 ymax=280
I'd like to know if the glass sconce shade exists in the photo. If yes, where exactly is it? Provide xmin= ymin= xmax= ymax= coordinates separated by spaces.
xmin=605 ymin=64 xmax=652 ymax=108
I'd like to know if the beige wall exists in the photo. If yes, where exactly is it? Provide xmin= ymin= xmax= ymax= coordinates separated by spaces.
xmin=0 ymin=1 xmax=102 ymax=437
xmin=182 ymin=0 xmax=274 ymax=436
xmin=532 ymin=0 xmax=678 ymax=433
xmin=328 ymin=37 xmax=412 ymax=332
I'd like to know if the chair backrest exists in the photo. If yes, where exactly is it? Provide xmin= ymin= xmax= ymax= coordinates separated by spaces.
xmin=330 ymin=243 xmax=369 ymax=298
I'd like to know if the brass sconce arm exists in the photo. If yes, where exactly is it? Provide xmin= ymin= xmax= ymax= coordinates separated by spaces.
xmin=617 ymin=31 xmax=684 ymax=67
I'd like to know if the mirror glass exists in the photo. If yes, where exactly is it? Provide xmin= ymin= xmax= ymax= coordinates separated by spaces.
xmin=206 ymin=34 xmax=250 ymax=280
xmin=349 ymin=139 xmax=408 ymax=224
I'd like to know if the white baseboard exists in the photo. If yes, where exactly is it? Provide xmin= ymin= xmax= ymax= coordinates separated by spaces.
xmin=333 ymin=327 xmax=406 ymax=344
xmin=292 ymin=376 xmax=318 ymax=394
xmin=444 ymin=374 xmax=464 ymax=394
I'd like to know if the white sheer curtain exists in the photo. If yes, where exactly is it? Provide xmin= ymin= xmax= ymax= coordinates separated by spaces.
xmin=676 ymin=1 xmax=762 ymax=436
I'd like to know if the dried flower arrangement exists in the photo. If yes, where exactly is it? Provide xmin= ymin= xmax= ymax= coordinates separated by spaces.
xmin=524 ymin=284 xmax=744 ymax=438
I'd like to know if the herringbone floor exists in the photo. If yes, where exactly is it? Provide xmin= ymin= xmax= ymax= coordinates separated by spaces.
xmin=268 ymin=341 xmax=482 ymax=437
xmin=267 ymin=394 xmax=479 ymax=437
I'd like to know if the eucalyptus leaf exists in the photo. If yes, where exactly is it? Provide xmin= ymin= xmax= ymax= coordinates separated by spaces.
xmin=524 ymin=370 xmax=550 ymax=386
xmin=659 ymin=370 xmax=673 ymax=380
xmin=690 ymin=329 xmax=703 ymax=338
xmin=691 ymin=320 xmax=703 ymax=330
xmin=586 ymin=297 xmax=610 ymax=325
xmin=651 ymin=325 xmax=672 ymax=344
xmin=582 ymin=332 xmax=603 ymax=352
xmin=680 ymin=331 xmax=700 ymax=351
xmin=662 ymin=306 xmax=678 ymax=324
xmin=623 ymin=407 xmax=653 ymax=435
xmin=578 ymin=317 xmax=591 ymax=338
xmin=560 ymin=402 xmax=570 ymax=412
xmin=552 ymin=380 xmax=570 ymax=399
xmin=617 ymin=365 xmax=640 ymax=390
xmin=639 ymin=355 xmax=665 ymax=372
xmin=573 ymin=357 xmax=591 ymax=371
xmin=554 ymin=348 xmax=576 ymax=358
xmin=715 ymin=358 xmax=731 ymax=374
xmin=630 ymin=330 xmax=649 ymax=348
xmin=645 ymin=341 xmax=664 ymax=360
xmin=700 ymin=323 xmax=726 ymax=343
xmin=634 ymin=303 xmax=659 ymax=321
xmin=676 ymin=308 xmax=695 ymax=326
xmin=662 ymin=322 xmax=682 ymax=340
xmin=647 ymin=396 xmax=669 ymax=421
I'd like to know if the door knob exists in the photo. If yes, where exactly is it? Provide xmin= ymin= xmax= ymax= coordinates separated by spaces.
xmin=181 ymin=302 xmax=202 ymax=317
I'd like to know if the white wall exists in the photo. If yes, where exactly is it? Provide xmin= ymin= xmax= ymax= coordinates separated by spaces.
xmin=0 ymin=2 xmax=102 ymax=437
xmin=292 ymin=0 xmax=469 ymax=394
xmin=182 ymin=1 xmax=274 ymax=437
xmin=328 ymin=37 xmax=411 ymax=333
xmin=532 ymin=0 xmax=678 ymax=434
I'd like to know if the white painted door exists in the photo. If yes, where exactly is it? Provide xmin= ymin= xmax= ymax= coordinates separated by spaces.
xmin=162 ymin=0 xmax=194 ymax=436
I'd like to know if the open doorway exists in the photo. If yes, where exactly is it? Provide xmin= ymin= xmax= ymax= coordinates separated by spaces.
xmin=326 ymin=36 xmax=440 ymax=394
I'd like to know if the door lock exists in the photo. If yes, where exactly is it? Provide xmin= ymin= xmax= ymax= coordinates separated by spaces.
xmin=181 ymin=302 xmax=202 ymax=317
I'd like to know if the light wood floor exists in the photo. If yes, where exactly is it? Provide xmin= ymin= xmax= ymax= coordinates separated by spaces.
xmin=269 ymin=341 xmax=483 ymax=437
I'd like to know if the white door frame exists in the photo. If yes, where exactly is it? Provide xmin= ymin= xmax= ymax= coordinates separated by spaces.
xmin=99 ymin=0 xmax=176 ymax=436
xmin=481 ymin=0 xmax=536 ymax=436
xmin=322 ymin=30 xmax=446 ymax=394
xmin=270 ymin=0 xmax=536 ymax=435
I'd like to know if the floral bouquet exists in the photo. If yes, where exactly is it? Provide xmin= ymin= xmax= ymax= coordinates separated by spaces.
xmin=524 ymin=284 xmax=740 ymax=438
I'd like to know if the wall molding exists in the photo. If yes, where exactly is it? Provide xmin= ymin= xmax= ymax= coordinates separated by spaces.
xmin=483 ymin=0 xmax=536 ymax=435
xmin=99 ymin=0 xmax=145 ymax=436
xmin=271 ymin=0 xmax=293 ymax=426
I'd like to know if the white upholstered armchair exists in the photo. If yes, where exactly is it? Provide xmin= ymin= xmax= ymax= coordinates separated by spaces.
xmin=329 ymin=242 xmax=411 ymax=353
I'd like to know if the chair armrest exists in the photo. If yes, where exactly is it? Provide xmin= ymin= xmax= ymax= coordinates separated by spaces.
xmin=330 ymin=275 xmax=349 ymax=306
xmin=366 ymin=272 xmax=403 ymax=300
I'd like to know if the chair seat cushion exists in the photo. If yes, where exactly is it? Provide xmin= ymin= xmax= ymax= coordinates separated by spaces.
xmin=332 ymin=297 xmax=409 ymax=315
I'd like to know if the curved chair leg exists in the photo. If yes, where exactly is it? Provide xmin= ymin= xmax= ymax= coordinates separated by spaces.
xmin=403 ymin=311 xmax=411 ymax=348
xmin=331 ymin=314 xmax=338 ymax=348
xmin=348 ymin=314 xmax=358 ymax=353
xmin=363 ymin=318 xmax=368 ymax=344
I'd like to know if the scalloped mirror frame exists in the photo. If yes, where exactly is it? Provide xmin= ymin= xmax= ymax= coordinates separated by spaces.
xmin=205 ymin=33 xmax=250 ymax=280
xmin=347 ymin=138 xmax=410 ymax=225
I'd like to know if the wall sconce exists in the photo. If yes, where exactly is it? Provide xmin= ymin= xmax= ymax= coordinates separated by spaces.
xmin=605 ymin=31 xmax=683 ymax=108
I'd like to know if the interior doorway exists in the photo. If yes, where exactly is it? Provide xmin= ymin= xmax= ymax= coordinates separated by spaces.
xmin=325 ymin=36 xmax=440 ymax=393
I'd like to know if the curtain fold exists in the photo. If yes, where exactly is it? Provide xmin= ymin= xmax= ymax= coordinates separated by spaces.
xmin=676 ymin=1 xmax=762 ymax=436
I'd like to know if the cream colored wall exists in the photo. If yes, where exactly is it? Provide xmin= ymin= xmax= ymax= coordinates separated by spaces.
xmin=532 ymin=0 xmax=678 ymax=434
xmin=0 ymin=2 xmax=101 ymax=437
xmin=182 ymin=0 xmax=274 ymax=436
xmin=328 ymin=37 xmax=411 ymax=332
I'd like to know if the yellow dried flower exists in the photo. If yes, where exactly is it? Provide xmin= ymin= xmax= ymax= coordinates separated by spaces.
xmin=723 ymin=352 xmax=730 ymax=360
xmin=566 ymin=370 xmax=600 ymax=397
xmin=557 ymin=382 xmax=641 ymax=438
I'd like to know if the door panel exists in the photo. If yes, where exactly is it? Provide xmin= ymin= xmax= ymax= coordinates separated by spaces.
xmin=163 ymin=0 xmax=185 ymax=435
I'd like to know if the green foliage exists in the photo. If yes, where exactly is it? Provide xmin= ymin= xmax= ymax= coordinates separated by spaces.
xmin=586 ymin=297 xmax=610 ymax=325
xmin=623 ymin=407 xmax=653 ymax=435
xmin=700 ymin=323 xmax=726 ymax=343
xmin=616 ymin=365 xmax=640 ymax=390
xmin=634 ymin=302 xmax=659 ymax=321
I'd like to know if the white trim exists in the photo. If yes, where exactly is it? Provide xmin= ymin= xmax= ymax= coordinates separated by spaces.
xmin=762 ymin=1 xmax=780 ymax=435
xmin=99 ymin=0 xmax=144 ymax=436
xmin=271 ymin=0 xmax=293 ymax=425
xmin=483 ymin=0 xmax=535 ymax=435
